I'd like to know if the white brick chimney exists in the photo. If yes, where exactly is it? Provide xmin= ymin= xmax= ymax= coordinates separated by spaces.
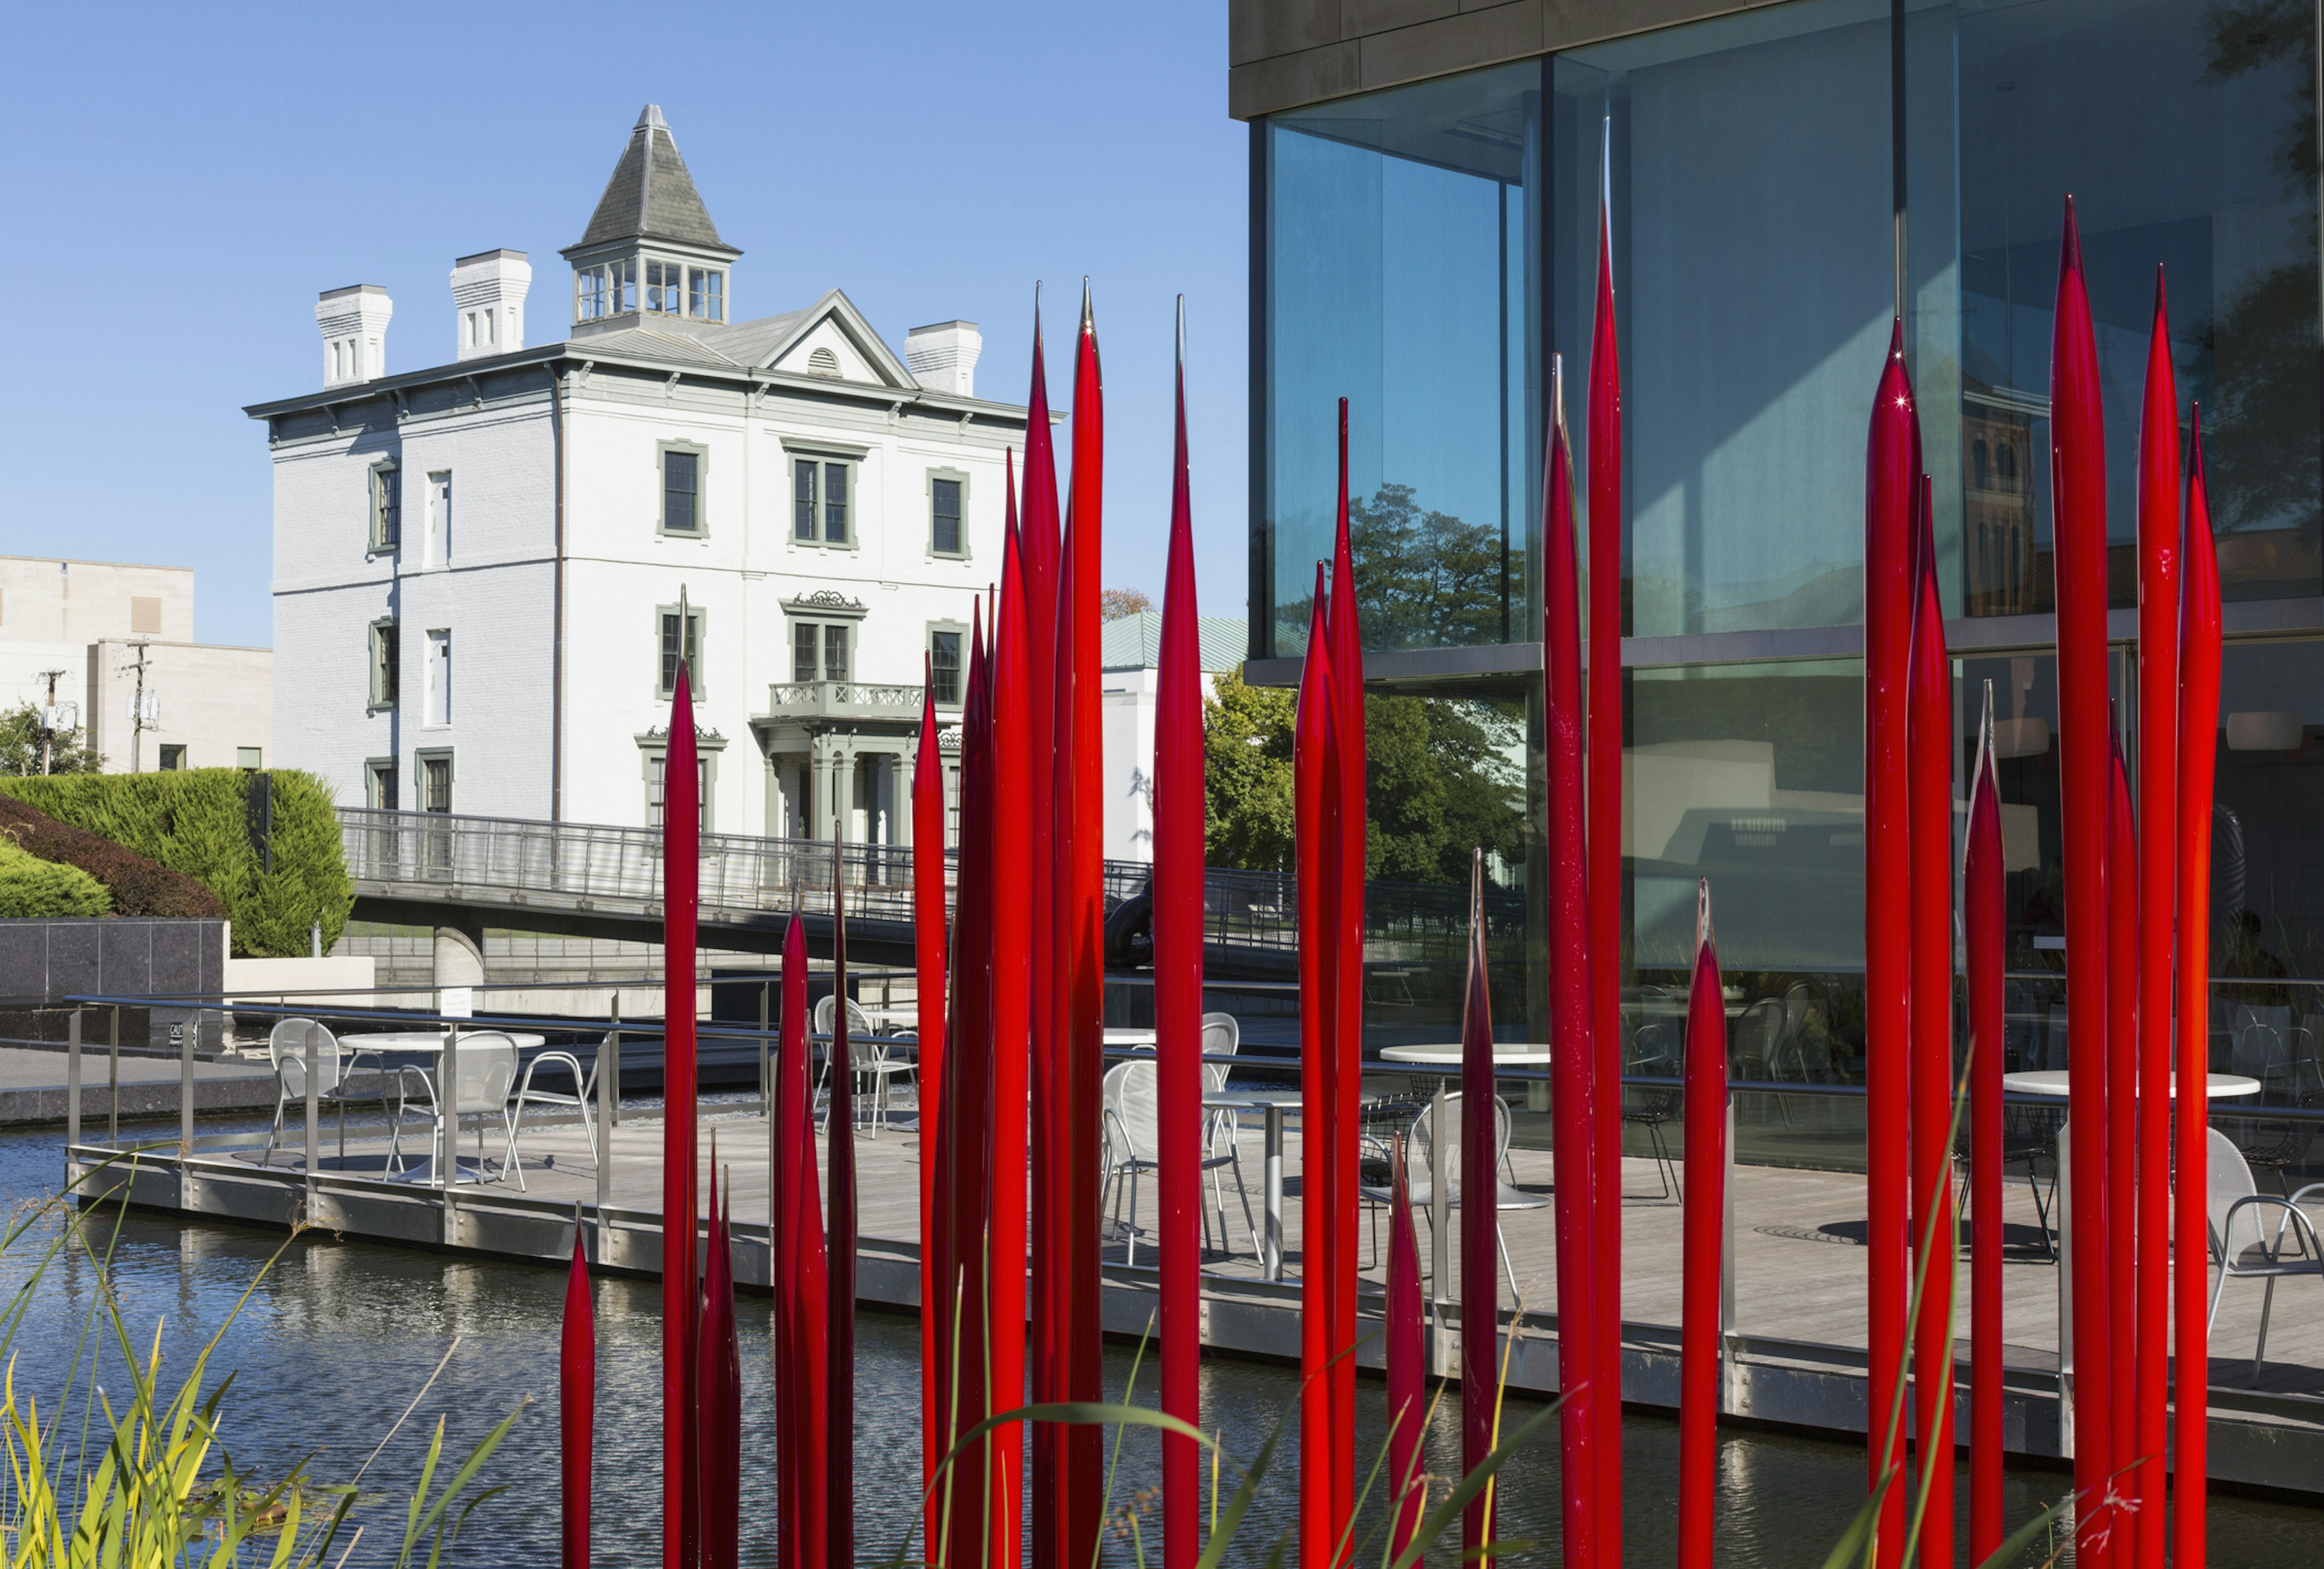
xmin=317 ymin=284 xmax=392 ymax=388
xmin=904 ymin=321 xmax=982 ymax=396
xmin=450 ymin=249 xmax=532 ymax=361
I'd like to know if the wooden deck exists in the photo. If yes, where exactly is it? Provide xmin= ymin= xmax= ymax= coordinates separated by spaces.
xmin=67 ymin=1087 xmax=2324 ymax=1499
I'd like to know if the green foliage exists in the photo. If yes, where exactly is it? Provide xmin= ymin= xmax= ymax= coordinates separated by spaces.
xmin=0 ymin=838 xmax=110 ymax=917
xmin=0 ymin=771 xmax=350 ymax=957
xmin=0 ymin=700 xmax=105 ymax=776
xmin=1203 ymin=669 xmax=1296 ymax=874
xmin=0 ymin=796 xmax=227 ymax=919
xmin=1201 ymin=672 xmax=1524 ymax=886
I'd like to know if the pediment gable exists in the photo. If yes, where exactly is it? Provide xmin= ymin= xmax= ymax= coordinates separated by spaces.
xmin=760 ymin=289 xmax=917 ymax=391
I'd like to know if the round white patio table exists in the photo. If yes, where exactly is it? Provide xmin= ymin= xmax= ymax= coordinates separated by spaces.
xmin=1202 ymin=1088 xmax=1302 ymax=1280
xmin=337 ymin=1030 xmax=548 ymax=1184
xmin=1105 ymin=1027 xmax=1160 ymax=1049
xmin=1999 ymin=1070 xmax=2260 ymax=1100
xmin=1379 ymin=1042 xmax=1553 ymax=1112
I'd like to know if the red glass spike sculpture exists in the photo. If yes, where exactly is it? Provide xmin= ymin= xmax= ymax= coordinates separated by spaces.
xmin=698 ymin=1159 xmax=739 ymax=1569
xmin=1327 ymin=399 xmax=1366 ymax=1554
xmin=1585 ymin=135 xmax=1628 ymax=1551
xmin=913 ymin=660 xmax=948 ymax=1545
xmin=562 ymin=1220 xmax=594 ymax=1569
xmin=2051 ymin=200 xmax=2115 ymax=1559
xmin=1676 ymin=879 xmax=1724 ymax=1569
xmin=1155 ymin=304 xmax=1206 ymax=1569
xmin=2132 ymin=270 xmax=2181 ymax=1569
xmin=1294 ymin=559 xmax=1339 ymax=1569
xmin=2107 ymin=726 xmax=2139 ymax=1548
xmin=1861 ymin=318 xmax=1919 ymax=1569
xmin=777 ymin=912 xmax=828 ymax=1569
xmin=944 ymin=611 xmax=994 ymax=1569
xmin=1542 ymin=358 xmax=1602 ymax=1569
xmin=661 ymin=659 xmax=701 ymax=1569
xmin=2174 ymin=411 xmax=2222 ymax=1569
xmin=1387 ymin=1139 xmax=1425 ymax=1562
xmin=827 ymin=840 xmax=857 ymax=1569
xmin=1055 ymin=283 xmax=1109 ymax=1569
xmin=1907 ymin=474 xmax=1955 ymax=1569
xmin=1020 ymin=298 xmax=1066 ymax=1569
xmin=988 ymin=482 xmax=1033 ymax=1569
xmin=1459 ymin=851 xmax=1498 ymax=1567
xmin=1966 ymin=689 xmax=2006 ymax=1565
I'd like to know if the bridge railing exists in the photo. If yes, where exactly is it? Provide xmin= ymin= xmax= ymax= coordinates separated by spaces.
xmin=339 ymin=808 xmax=1521 ymax=954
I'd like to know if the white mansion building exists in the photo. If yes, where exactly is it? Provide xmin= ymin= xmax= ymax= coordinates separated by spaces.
xmin=248 ymin=106 xmax=1022 ymax=846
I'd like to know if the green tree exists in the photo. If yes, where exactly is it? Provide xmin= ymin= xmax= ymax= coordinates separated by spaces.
xmin=1100 ymin=586 xmax=1155 ymax=621
xmin=1203 ymin=668 xmax=1295 ymax=873
xmin=0 ymin=701 xmax=104 ymax=776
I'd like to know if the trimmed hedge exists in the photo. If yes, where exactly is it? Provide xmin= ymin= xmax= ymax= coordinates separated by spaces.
xmin=0 ymin=770 xmax=350 ymax=957
xmin=0 ymin=838 xmax=110 ymax=918
xmin=0 ymin=795 xmax=227 ymax=920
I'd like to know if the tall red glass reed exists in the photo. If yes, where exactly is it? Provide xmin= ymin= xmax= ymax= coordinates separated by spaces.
xmin=827 ymin=844 xmax=856 ymax=1569
xmin=776 ymin=914 xmax=828 ymax=1569
xmin=1585 ymin=139 xmax=1627 ymax=1557
xmin=1966 ymin=696 xmax=2006 ymax=1564
xmin=1054 ymin=286 xmax=1108 ymax=1569
xmin=1327 ymin=400 xmax=1366 ymax=1550
xmin=2052 ymin=200 xmax=2115 ymax=1562
xmin=2132 ymin=272 xmax=2181 ymax=1569
xmin=945 ymin=615 xmax=994 ymax=1569
xmin=2107 ymin=732 xmax=2139 ymax=1545
xmin=1387 ymin=1142 xmax=1425 ymax=1561
xmin=1907 ymin=478 xmax=1955 ymax=1569
xmin=1862 ymin=321 xmax=1919 ymax=1569
xmin=1293 ymin=562 xmax=1339 ymax=1569
xmin=2174 ymin=414 xmax=2222 ymax=1569
xmin=988 ymin=495 xmax=1032 ymax=1569
xmin=1155 ymin=309 xmax=1206 ymax=1569
xmin=1459 ymin=853 xmax=1498 ymax=1567
xmin=1021 ymin=304 xmax=1065 ymax=1569
xmin=698 ymin=1166 xmax=739 ymax=1569
xmin=562 ymin=1225 xmax=594 ymax=1569
xmin=661 ymin=661 xmax=700 ymax=1569
xmin=913 ymin=670 xmax=948 ymax=1546
xmin=1542 ymin=361 xmax=1601 ymax=1569
xmin=1676 ymin=880 xmax=1724 ymax=1569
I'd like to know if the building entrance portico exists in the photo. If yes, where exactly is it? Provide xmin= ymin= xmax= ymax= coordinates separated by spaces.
xmin=755 ymin=684 xmax=948 ymax=854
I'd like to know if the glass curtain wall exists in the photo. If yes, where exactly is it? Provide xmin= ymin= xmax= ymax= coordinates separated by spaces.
xmin=1261 ymin=62 xmax=1543 ymax=658
xmin=1907 ymin=0 xmax=2322 ymax=614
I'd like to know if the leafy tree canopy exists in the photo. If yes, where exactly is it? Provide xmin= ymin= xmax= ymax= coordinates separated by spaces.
xmin=1100 ymin=587 xmax=1155 ymax=622
xmin=0 ymin=701 xmax=103 ymax=776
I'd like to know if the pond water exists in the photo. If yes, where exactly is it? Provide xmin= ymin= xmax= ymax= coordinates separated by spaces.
xmin=8 ymin=1121 xmax=2319 ymax=1566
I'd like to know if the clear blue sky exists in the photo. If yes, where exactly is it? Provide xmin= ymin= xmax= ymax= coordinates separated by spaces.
xmin=0 ymin=1 xmax=1246 ymax=649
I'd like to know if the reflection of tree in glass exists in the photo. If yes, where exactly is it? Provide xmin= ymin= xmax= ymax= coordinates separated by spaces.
xmin=2199 ymin=1 xmax=2320 ymax=544
xmin=1282 ymin=483 xmax=1507 ymax=653
xmin=1200 ymin=669 xmax=1525 ymax=886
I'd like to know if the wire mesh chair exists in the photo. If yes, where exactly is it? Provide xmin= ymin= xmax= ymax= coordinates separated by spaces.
xmin=813 ymin=994 xmax=914 ymax=1133
xmin=510 ymin=1046 xmax=599 ymax=1165
xmin=1620 ymin=1019 xmax=1682 ymax=1202
xmin=1357 ymin=1092 xmax=1547 ymax=1299
xmin=1099 ymin=1058 xmax=1255 ymax=1263
xmin=389 ymin=1031 xmax=523 ymax=1187
xmin=263 ymin=1018 xmax=382 ymax=1169
xmin=2206 ymin=1126 xmax=2324 ymax=1386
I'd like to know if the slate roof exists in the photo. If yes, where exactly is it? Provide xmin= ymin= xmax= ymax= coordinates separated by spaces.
xmin=1101 ymin=613 xmax=1249 ymax=673
xmin=576 ymin=105 xmax=734 ymax=254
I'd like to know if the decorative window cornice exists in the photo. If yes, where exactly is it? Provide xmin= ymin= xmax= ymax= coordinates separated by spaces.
xmin=780 ymin=589 xmax=869 ymax=620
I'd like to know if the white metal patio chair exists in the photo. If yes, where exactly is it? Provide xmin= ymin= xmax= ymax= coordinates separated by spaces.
xmin=1358 ymin=1092 xmax=1547 ymax=1299
xmin=813 ymin=994 xmax=914 ymax=1134
xmin=263 ymin=1018 xmax=382 ymax=1169
xmin=1100 ymin=1058 xmax=1256 ymax=1264
xmin=389 ymin=1031 xmax=524 ymax=1187
xmin=2206 ymin=1125 xmax=2324 ymax=1386
xmin=510 ymin=1045 xmax=599 ymax=1165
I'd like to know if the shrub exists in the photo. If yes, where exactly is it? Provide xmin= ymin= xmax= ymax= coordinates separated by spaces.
xmin=0 ymin=839 xmax=110 ymax=917
xmin=0 ymin=770 xmax=350 ymax=957
xmin=0 ymin=794 xmax=227 ymax=919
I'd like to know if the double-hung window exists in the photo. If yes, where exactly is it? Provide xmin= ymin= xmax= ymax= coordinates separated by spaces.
xmin=369 ymin=463 xmax=401 ymax=553
xmin=661 ymin=445 xmax=704 ymax=536
xmin=689 ymin=267 xmax=724 ymax=321
xmin=790 ymin=458 xmax=853 ymax=545
xmin=793 ymin=622 xmax=819 ymax=682
xmin=369 ymin=620 xmax=399 ymax=710
xmin=646 ymin=258 xmax=683 ymax=315
xmin=658 ymin=605 xmax=705 ymax=698
xmin=929 ymin=628 xmax=962 ymax=706
xmin=790 ymin=621 xmax=850 ymax=684
xmin=824 ymin=624 xmax=850 ymax=684
xmin=576 ymin=266 xmax=608 ymax=321
xmin=930 ymin=475 xmax=964 ymax=557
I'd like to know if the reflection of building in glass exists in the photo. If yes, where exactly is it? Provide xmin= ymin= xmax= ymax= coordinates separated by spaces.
xmin=1961 ymin=388 xmax=2039 ymax=616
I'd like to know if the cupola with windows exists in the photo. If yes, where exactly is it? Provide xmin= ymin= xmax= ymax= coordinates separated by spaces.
xmin=562 ymin=104 xmax=740 ymax=334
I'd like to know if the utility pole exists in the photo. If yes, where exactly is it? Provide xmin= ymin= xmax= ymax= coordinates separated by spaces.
xmin=36 ymin=669 xmax=67 ymax=775
xmin=120 ymin=641 xmax=154 ymax=775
